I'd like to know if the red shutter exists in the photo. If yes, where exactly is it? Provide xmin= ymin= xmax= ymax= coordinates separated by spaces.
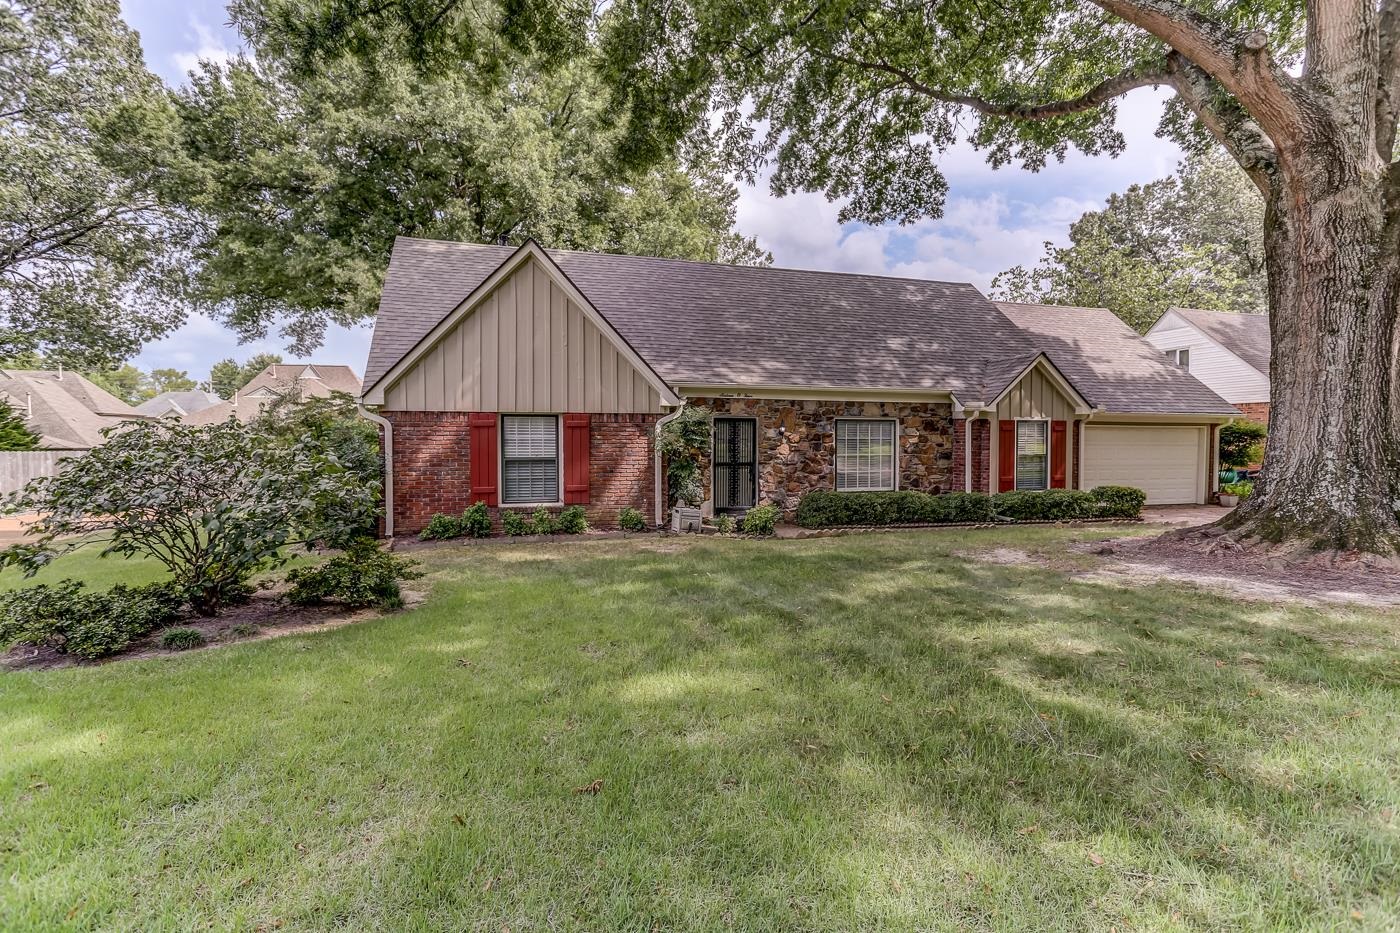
xmin=563 ymin=413 xmax=590 ymax=504
xmin=1050 ymin=420 xmax=1067 ymax=489
xmin=998 ymin=420 xmax=1016 ymax=492
xmin=468 ymin=413 xmax=498 ymax=507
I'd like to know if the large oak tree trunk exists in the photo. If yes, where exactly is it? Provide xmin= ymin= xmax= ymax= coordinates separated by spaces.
xmin=1217 ymin=156 xmax=1400 ymax=558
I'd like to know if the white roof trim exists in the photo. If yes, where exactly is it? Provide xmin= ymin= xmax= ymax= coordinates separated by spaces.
xmin=363 ymin=240 xmax=681 ymax=407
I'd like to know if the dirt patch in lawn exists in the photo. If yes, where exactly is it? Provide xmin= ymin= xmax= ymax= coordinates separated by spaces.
xmin=964 ymin=536 xmax=1400 ymax=609
xmin=1 ymin=586 xmax=424 ymax=671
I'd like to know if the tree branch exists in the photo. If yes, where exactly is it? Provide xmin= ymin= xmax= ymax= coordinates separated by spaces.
xmin=1164 ymin=52 xmax=1277 ymax=197
xmin=816 ymin=52 xmax=1170 ymax=121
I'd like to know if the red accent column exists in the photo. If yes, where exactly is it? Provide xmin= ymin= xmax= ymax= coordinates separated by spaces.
xmin=468 ymin=413 xmax=498 ymax=506
xmin=998 ymin=420 xmax=1016 ymax=492
xmin=563 ymin=413 xmax=591 ymax=504
xmin=1050 ymin=420 xmax=1067 ymax=488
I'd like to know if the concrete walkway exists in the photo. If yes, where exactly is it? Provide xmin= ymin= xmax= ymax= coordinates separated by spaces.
xmin=1140 ymin=504 xmax=1233 ymax=526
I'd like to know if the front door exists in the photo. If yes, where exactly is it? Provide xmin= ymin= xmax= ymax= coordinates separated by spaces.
xmin=713 ymin=418 xmax=757 ymax=511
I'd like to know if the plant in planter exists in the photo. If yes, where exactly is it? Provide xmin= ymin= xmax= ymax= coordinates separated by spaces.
xmin=1219 ymin=481 xmax=1254 ymax=508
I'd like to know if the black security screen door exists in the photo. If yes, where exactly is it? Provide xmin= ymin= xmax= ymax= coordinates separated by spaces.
xmin=713 ymin=418 xmax=756 ymax=510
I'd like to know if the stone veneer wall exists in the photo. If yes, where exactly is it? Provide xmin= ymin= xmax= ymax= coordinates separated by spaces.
xmin=685 ymin=397 xmax=954 ymax=517
xmin=949 ymin=418 xmax=991 ymax=493
xmin=380 ymin=410 xmax=656 ymax=535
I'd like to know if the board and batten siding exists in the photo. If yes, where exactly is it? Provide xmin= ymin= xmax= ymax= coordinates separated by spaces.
xmin=1143 ymin=310 xmax=1270 ymax=404
xmin=382 ymin=257 xmax=664 ymax=413
xmin=994 ymin=367 xmax=1078 ymax=421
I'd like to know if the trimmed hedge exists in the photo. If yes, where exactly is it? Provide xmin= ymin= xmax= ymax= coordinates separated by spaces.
xmin=795 ymin=486 xmax=1144 ymax=529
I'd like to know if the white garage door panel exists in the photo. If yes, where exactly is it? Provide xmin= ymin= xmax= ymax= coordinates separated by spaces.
xmin=1083 ymin=425 xmax=1205 ymax=505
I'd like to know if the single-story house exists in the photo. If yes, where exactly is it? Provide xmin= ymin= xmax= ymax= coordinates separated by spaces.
xmin=185 ymin=364 xmax=362 ymax=425
xmin=360 ymin=238 xmax=1239 ymax=535
xmin=0 ymin=369 xmax=147 ymax=450
xmin=1144 ymin=308 xmax=1271 ymax=423
xmin=135 ymin=389 xmax=223 ymax=419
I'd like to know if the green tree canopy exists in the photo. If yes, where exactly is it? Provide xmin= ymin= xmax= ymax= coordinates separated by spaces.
xmin=993 ymin=150 xmax=1266 ymax=332
xmin=0 ymin=0 xmax=192 ymax=368
xmin=208 ymin=353 xmax=283 ymax=400
xmin=86 ymin=364 xmax=199 ymax=404
xmin=175 ymin=0 xmax=766 ymax=352
xmin=0 ymin=397 xmax=39 ymax=450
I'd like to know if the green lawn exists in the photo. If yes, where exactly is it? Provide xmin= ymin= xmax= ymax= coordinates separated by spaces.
xmin=2 ymin=528 xmax=1398 ymax=930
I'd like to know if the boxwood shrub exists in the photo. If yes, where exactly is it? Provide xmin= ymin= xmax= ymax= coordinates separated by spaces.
xmin=1091 ymin=485 xmax=1147 ymax=519
xmin=0 ymin=580 xmax=184 ymax=660
xmin=796 ymin=486 xmax=1144 ymax=528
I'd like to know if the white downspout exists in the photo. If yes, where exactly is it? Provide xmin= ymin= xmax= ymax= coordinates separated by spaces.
xmin=963 ymin=415 xmax=974 ymax=492
xmin=653 ymin=404 xmax=685 ymax=528
xmin=357 ymin=403 xmax=394 ymax=539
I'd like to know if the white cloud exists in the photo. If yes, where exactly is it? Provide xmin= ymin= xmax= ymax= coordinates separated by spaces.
xmin=172 ymin=16 xmax=236 ymax=75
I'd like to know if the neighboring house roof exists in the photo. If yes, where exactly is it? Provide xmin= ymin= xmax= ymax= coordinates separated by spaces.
xmin=184 ymin=364 xmax=362 ymax=425
xmin=1168 ymin=307 xmax=1271 ymax=375
xmin=364 ymin=237 xmax=1237 ymax=416
xmin=995 ymin=302 xmax=1239 ymax=416
xmin=135 ymin=389 xmax=223 ymax=418
xmin=0 ymin=369 xmax=146 ymax=449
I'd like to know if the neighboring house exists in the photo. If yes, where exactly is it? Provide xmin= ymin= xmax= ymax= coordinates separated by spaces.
xmin=185 ymin=364 xmax=362 ymax=425
xmin=1144 ymin=308 xmax=1271 ymax=423
xmin=0 ymin=369 xmax=146 ymax=450
xmin=135 ymin=389 xmax=223 ymax=419
xmin=360 ymin=238 xmax=1238 ymax=535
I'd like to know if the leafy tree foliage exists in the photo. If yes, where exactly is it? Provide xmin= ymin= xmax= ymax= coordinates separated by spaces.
xmin=2 ymin=419 xmax=380 ymax=614
xmin=993 ymin=151 xmax=1266 ymax=332
xmin=254 ymin=390 xmax=381 ymax=487
xmin=0 ymin=396 xmax=38 ymax=450
xmin=87 ymin=363 xmax=199 ymax=404
xmin=0 ymin=0 xmax=191 ymax=367
xmin=1219 ymin=420 xmax=1268 ymax=469
xmin=208 ymin=353 xmax=282 ymax=399
xmin=174 ymin=0 xmax=766 ymax=352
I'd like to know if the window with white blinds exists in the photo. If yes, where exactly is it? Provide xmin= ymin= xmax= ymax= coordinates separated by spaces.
xmin=1015 ymin=420 xmax=1049 ymax=491
xmin=835 ymin=420 xmax=896 ymax=491
xmin=502 ymin=415 xmax=559 ymax=503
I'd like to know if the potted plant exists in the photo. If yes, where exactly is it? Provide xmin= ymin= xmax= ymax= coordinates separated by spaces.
xmin=1219 ymin=480 xmax=1253 ymax=508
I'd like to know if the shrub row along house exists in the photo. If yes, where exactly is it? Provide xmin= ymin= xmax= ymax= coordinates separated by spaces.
xmin=360 ymin=238 xmax=1239 ymax=534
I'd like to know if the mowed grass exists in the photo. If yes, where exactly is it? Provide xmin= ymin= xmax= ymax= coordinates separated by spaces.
xmin=2 ymin=528 xmax=1398 ymax=930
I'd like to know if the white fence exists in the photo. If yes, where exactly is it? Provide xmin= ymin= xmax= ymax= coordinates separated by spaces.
xmin=0 ymin=450 xmax=79 ymax=496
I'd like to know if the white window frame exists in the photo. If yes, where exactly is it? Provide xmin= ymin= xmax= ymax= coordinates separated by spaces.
xmin=1014 ymin=418 xmax=1050 ymax=491
xmin=498 ymin=414 xmax=564 ymax=507
xmin=1167 ymin=348 xmax=1190 ymax=370
xmin=833 ymin=418 xmax=899 ymax=492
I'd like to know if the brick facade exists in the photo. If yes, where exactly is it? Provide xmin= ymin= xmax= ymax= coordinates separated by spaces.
xmin=381 ymin=411 xmax=656 ymax=535
xmin=1234 ymin=401 xmax=1270 ymax=424
xmin=685 ymin=397 xmax=954 ymax=518
xmin=949 ymin=418 xmax=991 ymax=493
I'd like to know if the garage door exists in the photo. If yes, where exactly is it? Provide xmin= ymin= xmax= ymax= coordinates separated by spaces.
xmin=1082 ymin=425 xmax=1206 ymax=505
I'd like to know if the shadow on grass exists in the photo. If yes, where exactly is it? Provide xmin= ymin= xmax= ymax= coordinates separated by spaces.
xmin=2 ymin=529 xmax=1397 ymax=929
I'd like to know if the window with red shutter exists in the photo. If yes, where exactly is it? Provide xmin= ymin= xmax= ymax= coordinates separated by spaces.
xmin=468 ymin=413 xmax=498 ymax=506
xmin=563 ymin=413 xmax=590 ymax=504
xmin=1050 ymin=420 xmax=1067 ymax=489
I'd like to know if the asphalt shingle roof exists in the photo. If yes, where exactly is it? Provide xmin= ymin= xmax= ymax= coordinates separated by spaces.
xmin=995 ymin=302 xmax=1239 ymax=415
xmin=0 ymin=370 xmax=145 ymax=448
xmin=1170 ymin=307 xmax=1271 ymax=375
xmin=365 ymin=238 xmax=1238 ymax=417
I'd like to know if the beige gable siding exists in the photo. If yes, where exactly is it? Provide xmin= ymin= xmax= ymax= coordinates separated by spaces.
xmin=382 ymin=258 xmax=663 ymax=413
xmin=995 ymin=367 xmax=1077 ymax=420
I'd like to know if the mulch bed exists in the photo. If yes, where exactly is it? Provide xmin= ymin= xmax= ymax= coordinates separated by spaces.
xmin=1 ymin=587 xmax=421 ymax=672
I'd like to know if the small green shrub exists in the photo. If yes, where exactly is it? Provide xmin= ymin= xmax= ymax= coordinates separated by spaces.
xmin=618 ymin=507 xmax=646 ymax=532
xmin=712 ymin=514 xmax=735 ymax=534
xmin=992 ymin=489 xmax=1098 ymax=521
xmin=557 ymin=505 xmax=588 ymax=534
xmin=795 ymin=490 xmax=996 ymax=528
xmin=531 ymin=507 xmax=557 ymax=535
xmin=1219 ymin=420 xmax=1267 ymax=469
xmin=462 ymin=501 xmax=492 ymax=538
xmin=1091 ymin=485 xmax=1147 ymax=519
xmin=740 ymin=504 xmax=780 ymax=536
xmin=419 ymin=512 xmax=463 ymax=540
xmin=160 ymin=628 xmax=205 ymax=650
xmin=229 ymin=623 xmax=260 ymax=638
xmin=285 ymin=539 xmax=423 ymax=609
xmin=501 ymin=510 xmax=531 ymax=536
xmin=1221 ymin=481 xmax=1254 ymax=499
xmin=0 ymin=580 xmax=184 ymax=660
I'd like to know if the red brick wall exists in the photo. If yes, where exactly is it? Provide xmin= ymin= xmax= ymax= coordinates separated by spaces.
xmin=1235 ymin=401 xmax=1270 ymax=424
xmin=382 ymin=411 xmax=656 ymax=535
xmin=949 ymin=418 xmax=991 ymax=493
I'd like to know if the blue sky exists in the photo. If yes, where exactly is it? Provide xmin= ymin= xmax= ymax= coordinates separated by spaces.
xmin=120 ymin=1 xmax=1183 ymax=384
